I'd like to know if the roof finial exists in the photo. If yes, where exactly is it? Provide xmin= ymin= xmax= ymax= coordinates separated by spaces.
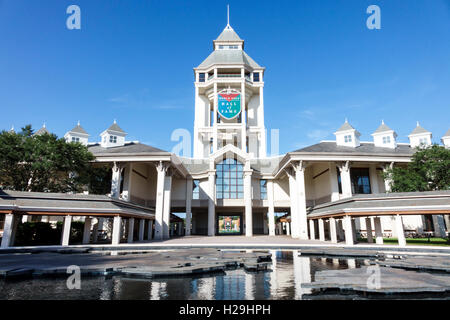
xmin=43 ymin=122 xmax=46 ymax=128
xmin=345 ymin=118 xmax=348 ymax=123
xmin=113 ymin=119 xmax=117 ymax=124
xmin=77 ymin=120 xmax=80 ymax=126
xmin=227 ymin=4 xmax=230 ymax=27
xmin=381 ymin=119 xmax=385 ymax=125
xmin=416 ymin=121 xmax=420 ymax=127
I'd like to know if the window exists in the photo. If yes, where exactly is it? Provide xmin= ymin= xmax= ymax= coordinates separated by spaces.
xmin=350 ymin=168 xmax=371 ymax=194
xmin=382 ymin=136 xmax=391 ymax=144
xmin=253 ymin=72 xmax=260 ymax=82
xmin=419 ymin=138 xmax=427 ymax=144
xmin=199 ymin=73 xmax=205 ymax=82
xmin=344 ymin=135 xmax=352 ymax=143
xmin=192 ymin=180 xmax=200 ymax=199
xmin=260 ymin=180 xmax=267 ymax=200
xmin=337 ymin=168 xmax=342 ymax=194
xmin=71 ymin=137 xmax=80 ymax=143
xmin=109 ymin=135 xmax=117 ymax=143
xmin=216 ymin=158 xmax=244 ymax=199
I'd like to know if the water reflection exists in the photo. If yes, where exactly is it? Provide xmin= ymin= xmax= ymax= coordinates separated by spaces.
xmin=0 ymin=250 xmax=368 ymax=300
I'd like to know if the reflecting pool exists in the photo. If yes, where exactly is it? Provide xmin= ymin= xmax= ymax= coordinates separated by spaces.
xmin=0 ymin=250 xmax=443 ymax=300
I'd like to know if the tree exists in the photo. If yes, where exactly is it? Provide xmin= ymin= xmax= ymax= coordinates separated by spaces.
xmin=0 ymin=125 xmax=95 ymax=193
xmin=384 ymin=145 xmax=450 ymax=192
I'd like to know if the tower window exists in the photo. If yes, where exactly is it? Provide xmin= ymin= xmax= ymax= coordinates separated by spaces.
xmin=71 ymin=137 xmax=80 ymax=143
xmin=253 ymin=72 xmax=260 ymax=82
xmin=192 ymin=180 xmax=200 ymax=199
xmin=350 ymin=168 xmax=371 ymax=194
xmin=199 ymin=73 xmax=205 ymax=82
xmin=260 ymin=180 xmax=267 ymax=200
xmin=344 ymin=135 xmax=352 ymax=143
xmin=216 ymin=158 xmax=244 ymax=199
xmin=109 ymin=135 xmax=117 ymax=143
xmin=382 ymin=136 xmax=391 ymax=144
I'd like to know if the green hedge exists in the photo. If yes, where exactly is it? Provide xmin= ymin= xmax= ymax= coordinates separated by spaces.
xmin=14 ymin=221 xmax=85 ymax=246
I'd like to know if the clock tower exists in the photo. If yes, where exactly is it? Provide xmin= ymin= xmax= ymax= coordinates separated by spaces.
xmin=193 ymin=22 xmax=267 ymax=159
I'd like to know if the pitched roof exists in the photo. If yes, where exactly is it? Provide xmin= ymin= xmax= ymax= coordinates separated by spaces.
xmin=291 ymin=141 xmax=413 ymax=156
xmin=69 ymin=123 xmax=89 ymax=135
xmin=88 ymin=142 xmax=169 ymax=155
xmin=373 ymin=121 xmax=394 ymax=134
xmin=335 ymin=121 xmax=355 ymax=133
xmin=443 ymin=128 xmax=450 ymax=138
xmin=215 ymin=26 xmax=243 ymax=42
xmin=106 ymin=122 xmax=126 ymax=134
xmin=34 ymin=126 xmax=49 ymax=136
xmin=198 ymin=50 xmax=261 ymax=69
xmin=409 ymin=124 xmax=430 ymax=136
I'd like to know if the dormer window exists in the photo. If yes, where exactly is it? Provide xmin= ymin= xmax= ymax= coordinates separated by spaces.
xmin=382 ymin=136 xmax=391 ymax=144
xmin=419 ymin=138 xmax=427 ymax=144
xmin=217 ymin=45 xmax=239 ymax=50
xmin=71 ymin=137 xmax=80 ymax=143
xmin=109 ymin=135 xmax=117 ymax=143
xmin=344 ymin=135 xmax=352 ymax=143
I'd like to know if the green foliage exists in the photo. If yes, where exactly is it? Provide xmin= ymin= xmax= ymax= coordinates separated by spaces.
xmin=14 ymin=222 xmax=61 ymax=246
xmin=88 ymin=166 xmax=112 ymax=195
xmin=384 ymin=145 xmax=450 ymax=192
xmin=0 ymin=125 xmax=95 ymax=193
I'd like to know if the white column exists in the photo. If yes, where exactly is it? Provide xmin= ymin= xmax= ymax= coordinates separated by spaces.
xmin=369 ymin=165 xmax=380 ymax=194
xmin=111 ymin=162 xmax=123 ymax=199
xmin=162 ymin=171 xmax=173 ymax=239
xmin=432 ymin=215 xmax=447 ymax=238
xmin=208 ymin=170 xmax=216 ymax=236
xmin=374 ymin=217 xmax=384 ymax=244
xmin=147 ymin=220 xmax=153 ymax=240
xmin=329 ymin=218 xmax=338 ymax=243
xmin=318 ymin=219 xmax=325 ymax=241
xmin=444 ymin=215 xmax=450 ymax=232
xmin=293 ymin=252 xmax=312 ymax=299
xmin=287 ymin=168 xmax=298 ymax=238
xmin=395 ymin=215 xmax=406 ymax=247
xmin=82 ymin=217 xmax=92 ymax=244
xmin=277 ymin=223 xmax=282 ymax=235
xmin=343 ymin=216 xmax=355 ymax=245
xmin=127 ymin=218 xmax=135 ymax=243
xmin=138 ymin=219 xmax=145 ymax=241
xmin=241 ymin=80 xmax=246 ymax=152
xmin=351 ymin=218 xmax=358 ymax=242
xmin=121 ymin=163 xmax=133 ymax=201
xmin=338 ymin=161 xmax=352 ymax=198
xmin=112 ymin=216 xmax=122 ymax=245
xmin=259 ymin=87 xmax=267 ymax=157
xmin=267 ymin=180 xmax=275 ymax=236
xmin=1 ymin=214 xmax=15 ymax=248
xmin=294 ymin=162 xmax=309 ymax=240
xmin=285 ymin=222 xmax=291 ymax=236
xmin=185 ymin=178 xmax=193 ymax=236
xmin=309 ymin=219 xmax=316 ymax=240
xmin=383 ymin=162 xmax=394 ymax=192
xmin=61 ymin=215 xmax=72 ymax=246
xmin=213 ymin=82 xmax=218 ymax=152
xmin=329 ymin=163 xmax=340 ymax=201
xmin=244 ymin=168 xmax=253 ymax=237
xmin=154 ymin=162 xmax=167 ymax=240
xmin=365 ymin=217 xmax=374 ymax=243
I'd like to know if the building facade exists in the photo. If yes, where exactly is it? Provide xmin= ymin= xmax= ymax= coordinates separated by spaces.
xmin=3 ymin=23 xmax=448 ymax=247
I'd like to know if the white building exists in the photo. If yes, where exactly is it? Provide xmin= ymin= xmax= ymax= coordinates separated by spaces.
xmin=79 ymin=23 xmax=449 ymax=243
xmin=1 ymin=22 xmax=449 ymax=247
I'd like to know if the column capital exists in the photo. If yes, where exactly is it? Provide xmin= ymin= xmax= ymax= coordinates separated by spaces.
xmin=112 ymin=161 xmax=125 ymax=173
xmin=382 ymin=162 xmax=395 ymax=171
xmin=337 ymin=161 xmax=351 ymax=172
xmin=156 ymin=161 xmax=171 ymax=174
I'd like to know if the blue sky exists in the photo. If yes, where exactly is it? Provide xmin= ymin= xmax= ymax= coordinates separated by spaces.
xmin=1 ymin=0 xmax=449 ymax=154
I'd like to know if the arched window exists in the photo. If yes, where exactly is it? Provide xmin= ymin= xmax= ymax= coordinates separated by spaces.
xmin=216 ymin=158 xmax=244 ymax=199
